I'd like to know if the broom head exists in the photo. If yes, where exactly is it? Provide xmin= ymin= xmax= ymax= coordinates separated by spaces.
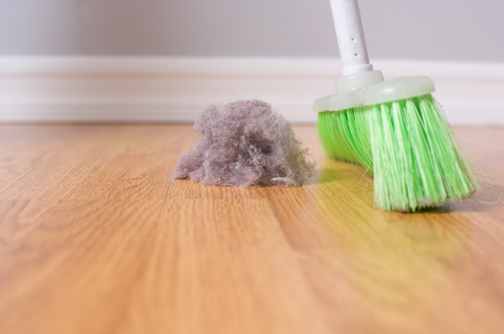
xmin=315 ymin=73 xmax=478 ymax=212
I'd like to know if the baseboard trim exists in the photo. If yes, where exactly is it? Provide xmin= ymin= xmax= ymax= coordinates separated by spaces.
xmin=1 ymin=56 xmax=503 ymax=125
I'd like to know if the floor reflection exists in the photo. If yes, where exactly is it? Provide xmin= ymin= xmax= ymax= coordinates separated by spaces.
xmin=314 ymin=159 xmax=470 ymax=327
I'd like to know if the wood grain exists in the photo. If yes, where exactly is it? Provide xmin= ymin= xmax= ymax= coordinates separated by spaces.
xmin=0 ymin=124 xmax=503 ymax=334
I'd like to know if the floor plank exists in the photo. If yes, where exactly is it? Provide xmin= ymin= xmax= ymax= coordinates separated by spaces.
xmin=0 ymin=124 xmax=503 ymax=334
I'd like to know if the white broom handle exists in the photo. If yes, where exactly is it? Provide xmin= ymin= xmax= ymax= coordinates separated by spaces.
xmin=329 ymin=0 xmax=373 ymax=76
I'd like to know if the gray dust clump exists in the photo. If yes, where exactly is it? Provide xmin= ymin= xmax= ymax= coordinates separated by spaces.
xmin=172 ymin=99 xmax=316 ymax=187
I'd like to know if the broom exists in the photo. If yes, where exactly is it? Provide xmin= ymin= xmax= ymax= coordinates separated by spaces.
xmin=315 ymin=0 xmax=478 ymax=212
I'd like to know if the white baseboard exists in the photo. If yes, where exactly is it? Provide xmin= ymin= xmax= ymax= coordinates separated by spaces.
xmin=1 ymin=56 xmax=503 ymax=125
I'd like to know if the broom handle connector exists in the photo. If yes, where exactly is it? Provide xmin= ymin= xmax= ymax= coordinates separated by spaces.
xmin=329 ymin=0 xmax=373 ymax=76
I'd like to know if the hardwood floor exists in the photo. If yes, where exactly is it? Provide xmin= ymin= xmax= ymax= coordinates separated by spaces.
xmin=0 ymin=124 xmax=503 ymax=334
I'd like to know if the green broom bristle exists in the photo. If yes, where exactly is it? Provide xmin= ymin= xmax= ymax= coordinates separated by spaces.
xmin=318 ymin=94 xmax=478 ymax=212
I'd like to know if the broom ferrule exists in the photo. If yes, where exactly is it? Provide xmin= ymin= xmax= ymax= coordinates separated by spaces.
xmin=336 ymin=70 xmax=384 ymax=93
xmin=313 ymin=75 xmax=435 ymax=113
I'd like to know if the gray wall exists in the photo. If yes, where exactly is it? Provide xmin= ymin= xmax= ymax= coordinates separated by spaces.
xmin=1 ymin=0 xmax=503 ymax=61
